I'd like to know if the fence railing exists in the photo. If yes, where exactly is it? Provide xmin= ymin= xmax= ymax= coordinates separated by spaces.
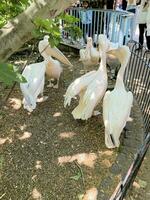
xmin=61 ymin=8 xmax=134 ymax=47
xmin=124 ymin=41 xmax=150 ymax=135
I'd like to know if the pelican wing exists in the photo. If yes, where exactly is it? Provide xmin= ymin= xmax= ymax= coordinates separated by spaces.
xmin=77 ymin=72 xmax=107 ymax=120
xmin=72 ymin=90 xmax=86 ymax=119
xmin=20 ymin=62 xmax=46 ymax=111
xmin=79 ymin=49 xmax=86 ymax=61
xmin=64 ymin=70 xmax=97 ymax=107
xmin=103 ymin=90 xmax=111 ymax=127
xmin=79 ymin=48 xmax=91 ymax=61
xmin=103 ymin=90 xmax=133 ymax=129
xmin=83 ymin=72 xmax=107 ymax=105
xmin=20 ymin=81 xmax=36 ymax=111
xmin=103 ymin=89 xmax=133 ymax=147
xmin=45 ymin=46 xmax=73 ymax=67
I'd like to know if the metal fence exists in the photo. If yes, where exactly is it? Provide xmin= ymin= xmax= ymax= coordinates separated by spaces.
xmin=124 ymin=41 xmax=150 ymax=134
xmin=61 ymin=8 xmax=134 ymax=47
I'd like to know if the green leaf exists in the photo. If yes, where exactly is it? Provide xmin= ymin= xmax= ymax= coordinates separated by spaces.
xmin=0 ymin=0 xmax=32 ymax=25
xmin=16 ymin=73 xmax=27 ymax=83
xmin=0 ymin=63 xmax=27 ymax=86
xmin=61 ymin=14 xmax=80 ymax=24
xmin=33 ymin=18 xmax=61 ymax=47
xmin=70 ymin=172 xmax=81 ymax=181
xmin=33 ymin=13 xmax=82 ymax=46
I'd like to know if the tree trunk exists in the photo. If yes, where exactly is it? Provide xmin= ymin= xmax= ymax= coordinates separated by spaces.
xmin=0 ymin=0 xmax=77 ymax=61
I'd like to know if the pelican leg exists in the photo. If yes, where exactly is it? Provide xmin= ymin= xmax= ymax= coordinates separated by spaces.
xmin=123 ymin=126 xmax=129 ymax=138
xmin=107 ymin=63 xmax=111 ymax=72
xmin=92 ymin=110 xmax=101 ymax=116
xmin=24 ymin=105 xmax=33 ymax=112
xmin=23 ymin=99 xmax=33 ymax=112
xmin=37 ymin=96 xmax=48 ymax=102
xmin=53 ymin=78 xmax=59 ymax=89
xmin=83 ymin=64 xmax=88 ymax=74
xmin=47 ymin=80 xmax=54 ymax=88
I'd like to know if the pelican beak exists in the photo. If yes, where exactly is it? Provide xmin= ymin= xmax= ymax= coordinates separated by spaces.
xmin=107 ymin=48 xmax=120 ymax=57
xmin=45 ymin=46 xmax=73 ymax=67
xmin=107 ymin=46 xmax=130 ymax=63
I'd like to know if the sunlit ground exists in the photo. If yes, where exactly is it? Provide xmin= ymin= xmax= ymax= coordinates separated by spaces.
xmin=0 ymin=53 xmax=144 ymax=199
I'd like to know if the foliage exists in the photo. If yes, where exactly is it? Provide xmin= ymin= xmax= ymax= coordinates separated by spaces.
xmin=33 ymin=13 xmax=82 ymax=47
xmin=0 ymin=63 xmax=27 ymax=86
xmin=0 ymin=0 xmax=32 ymax=28
xmin=59 ymin=13 xmax=82 ymax=41
xmin=33 ymin=18 xmax=61 ymax=47
xmin=0 ymin=0 xmax=82 ymax=85
xmin=0 ymin=0 xmax=82 ymax=43
xmin=0 ymin=0 xmax=31 ymax=86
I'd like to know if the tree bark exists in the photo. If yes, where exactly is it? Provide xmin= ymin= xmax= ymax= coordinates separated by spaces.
xmin=0 ymin=0 xmax=77 ymax=61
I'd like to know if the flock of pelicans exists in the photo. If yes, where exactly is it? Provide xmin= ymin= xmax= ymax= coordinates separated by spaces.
xmin=20 ymin=34 xmax=133 ymax=149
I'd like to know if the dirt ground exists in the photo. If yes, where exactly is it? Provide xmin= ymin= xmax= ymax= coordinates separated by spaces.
xmin=0 ymin=50 xmax=149 ymax=200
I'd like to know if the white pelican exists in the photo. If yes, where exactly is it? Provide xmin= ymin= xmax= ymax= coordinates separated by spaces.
xmin=79 ymin=37 xmax=99 ymax=72
xmin=20 ymin=35 xmax=72 ymax=112
xmin=20 ymin=56 xmax=49 ymax=112
xmin=38 ymin=35 xmax=73 ymax=88
xmin=103 ymin=46 xmax=133 ymax=148
xmin=64 ymin=34 xmax=109 ymax=120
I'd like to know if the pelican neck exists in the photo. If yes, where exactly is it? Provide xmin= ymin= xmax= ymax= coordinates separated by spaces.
xmin=115 ymin=60 xmax=127 ymax=89
xmin=98 ymin=51 xmax=107 ymax=72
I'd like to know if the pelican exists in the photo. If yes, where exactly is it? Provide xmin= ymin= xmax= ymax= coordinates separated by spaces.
xmin=20 ymin=56 xmax=49 ymax=112
xmin=20 ymin=35 xmax=72 ymax=112
xmin=103 ymin=46 xmax=133 ymax=148
xmin=79 ymin=37 xmax=99 ymax=72
xmin=38 ymin=35 xmax=73 ymax=88
xmin=64 ymin=34 xmax=109 ymax=120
